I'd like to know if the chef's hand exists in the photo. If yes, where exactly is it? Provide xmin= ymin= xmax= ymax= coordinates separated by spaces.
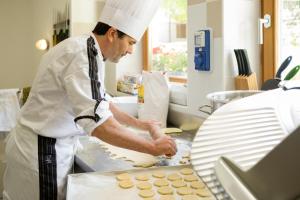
xmin=139 ymin=120 xmax=163 ymax=140
xmin=151 ymin=135 xmax=177 ymax=156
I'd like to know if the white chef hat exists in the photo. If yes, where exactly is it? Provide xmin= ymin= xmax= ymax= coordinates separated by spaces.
xmin=99 ymin=0 xmax=161 ymax=41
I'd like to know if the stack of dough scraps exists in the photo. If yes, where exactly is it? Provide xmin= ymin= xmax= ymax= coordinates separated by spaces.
xmin=179 ymin=151 xmax=191 ymax=165
xmin=162 ymin=127 xmax=183 ymax=134
xmin=116 ymin=167 xmax=215 ymax=200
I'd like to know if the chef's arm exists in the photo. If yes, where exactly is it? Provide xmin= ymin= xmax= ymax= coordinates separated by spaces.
xmin=109 ymin=102 xmax=163 ymax=139
xmin=91 ymin=116 xmax=177 ymax=156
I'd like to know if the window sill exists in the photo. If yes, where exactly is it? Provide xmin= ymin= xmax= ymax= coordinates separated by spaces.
xmin=169 ymin=76 xmax=187 ymax=84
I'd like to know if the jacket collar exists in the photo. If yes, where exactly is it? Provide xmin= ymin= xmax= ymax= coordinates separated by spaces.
xmin=90 ymin=32 xmax=105 ymax=61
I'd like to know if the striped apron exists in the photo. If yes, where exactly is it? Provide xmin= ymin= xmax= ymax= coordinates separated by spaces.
xmin=3 ymin=123 xmax=78 ymax=200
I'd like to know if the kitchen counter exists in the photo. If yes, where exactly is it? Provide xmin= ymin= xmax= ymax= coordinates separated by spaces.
xmin=74 ymin=129 xmax=197 ymax=173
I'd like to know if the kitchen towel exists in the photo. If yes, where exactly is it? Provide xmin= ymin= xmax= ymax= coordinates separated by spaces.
xmin=0 ymin=89 xmax=20 ymax=132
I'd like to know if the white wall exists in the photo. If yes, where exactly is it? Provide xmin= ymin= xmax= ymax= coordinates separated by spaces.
xmin=223 ymin=0 xmax=261 ymax=88
xmin=70 ymin=0 xmax=105 ymax=36
xmin=186 ymin=0 xmax=224 ymax=118
xmin=183 ymin=0 xmax=261 ymax=119
xmin=0 ymin=0 xmax=68 ymax=89
xmin=0 ymin=0 xmax=35 ymax=89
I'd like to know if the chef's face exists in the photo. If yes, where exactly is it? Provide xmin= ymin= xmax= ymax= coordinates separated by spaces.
xmin=108 ymin=29 xmax=136 ymax=63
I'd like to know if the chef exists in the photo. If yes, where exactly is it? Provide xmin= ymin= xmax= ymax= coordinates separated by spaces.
xmin=3 ymin=0 xmax=177 ymax=199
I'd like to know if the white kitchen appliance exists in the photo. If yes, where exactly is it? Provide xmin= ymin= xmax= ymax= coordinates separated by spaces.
xmin=191 ymin=81 xmax=300 ymax=200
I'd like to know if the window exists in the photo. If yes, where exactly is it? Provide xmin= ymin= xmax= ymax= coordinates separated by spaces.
xmin=143 ymin=0 xmax=187 ymax=83
xmin=262 ymin=0 xmax=300 ymax=81
xmin=278 ymin=0 xmax=300 ymax=68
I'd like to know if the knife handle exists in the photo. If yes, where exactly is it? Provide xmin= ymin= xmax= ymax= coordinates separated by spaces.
xmin=284 ymin=65 xmax=300 ymax=80
xmin=234 ymin=49 xmax=243 ymax=76
xmin=241 ymin=49 xmax=252 ymax=76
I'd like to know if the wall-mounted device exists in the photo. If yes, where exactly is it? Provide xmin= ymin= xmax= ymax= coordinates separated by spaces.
xmin=194 ymin=29 xmax=212 ymax=72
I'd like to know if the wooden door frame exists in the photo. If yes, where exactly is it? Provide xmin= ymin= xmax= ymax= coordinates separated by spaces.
xmin=261 ymin=0 xmax=278 ymax=82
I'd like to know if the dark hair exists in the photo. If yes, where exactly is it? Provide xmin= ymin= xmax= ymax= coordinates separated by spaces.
xmin=92 ymin=22 xmax=126 ymax=38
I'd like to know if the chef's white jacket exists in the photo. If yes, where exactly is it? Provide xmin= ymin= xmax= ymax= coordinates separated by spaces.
xmin=20 ymin=33 xmax=112 ymax=137
xmin=3 ymin=33 xmax=113 ymax=200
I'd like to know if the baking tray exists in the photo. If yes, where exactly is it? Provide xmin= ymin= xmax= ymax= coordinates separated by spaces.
xmin=67 ymin=165 xmax=216 ymax=200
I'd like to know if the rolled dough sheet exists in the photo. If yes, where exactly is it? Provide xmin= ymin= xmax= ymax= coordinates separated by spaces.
xmin=96 ymin=127 xmax=158 ymax=167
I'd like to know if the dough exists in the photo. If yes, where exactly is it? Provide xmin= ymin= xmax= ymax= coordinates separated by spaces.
xmin=135 ymin=174 xmax=150 ymax=181
xmin=118 ymin=180 xmax=134 ymax=189
xmin=134 ymin=162 xmax=156 ymax=168
xmin=137 ymin=181 xmax=152 ymax=190
xmin=180 ymin=168 xmax=194 ymax=175
xmin=152 ymin=171 xmax=166 ymax=179
xmin=182 ymin=195 xmax=200 ymax=200
xmin=176 ymin=187 xmax=193 ymax=195
xmin=160 ymin=195 xmax=176 ymax=200
xmin=171 ymin=180 xmax=186 ymax=188
xmin=154 ymin=179 xmax=169 ymax=187
xmin=157 ymin=186 xmax=174 ymax=195
xmin=180 ymin=123 xmax=198 ymax=131
xmin=190 ymin=181 xmax=205 ymax=189
xmin=183 ymin=175 xmax=198 ymax=182
xmin=97 ymin=128 xmax=158 ymax=167
xmin=163 ymin=128 xmax=182 ymax=134
xmin=167 ymin=173 xmax=182 ymax=181
xmin=116 ymin=173 xmax=131 ymax=181
xmin=139 ymin=189 xmax=155 ymax=198
xmin=179 ymin=158 xmax=190 ymax=164
xmin=195 ymin=189 xmax=211 ymax=197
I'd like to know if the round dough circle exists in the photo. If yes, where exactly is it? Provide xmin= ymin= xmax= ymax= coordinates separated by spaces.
xmin=157 ymin=186 xmax=173 ymax=195
xmin=171 ymin=180 xmax=186 ymax=188
xmin=180 ymin=168 xmax=194 ymax=175
xmin=160 ymin=195 xmax=176 ymax=200
xmin=135 ymin=174 xmax=150 ymax=181
xmin=195 ymin=189 xmax=211 ymax=197
xmin=154 ymin=179 xmax=169 ymax=187
xmin=116 ymin=173 xmax=131 ymax=181
xmin=190 ymin=181 xmax=205 ymax=189
xmin=183 ymin=175 xmax=198 ymax=182
xmin=167 ymin=173 xmax=182 ymax=181
xmin=153 ymin=171 xmax=166 ymax=179
xmin=177 ymin=187 xmax=193 ymax=195
xmin=182 ymin=194 xmax=199 ymax=200
xmin=137 ymin=181 xmax=152 ymax=190
xmin=118 ymin=180 xmax=134 ymax=189
xmin=139 ymin=189 xmax=155 ymax=198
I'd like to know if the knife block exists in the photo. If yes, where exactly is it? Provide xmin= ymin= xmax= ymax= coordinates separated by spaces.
xmin=235 ymin=73 xmax=258 ymax=90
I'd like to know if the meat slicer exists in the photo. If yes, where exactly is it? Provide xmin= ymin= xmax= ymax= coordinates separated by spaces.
xmin=191 ymin=80 xmax=300 ymax=200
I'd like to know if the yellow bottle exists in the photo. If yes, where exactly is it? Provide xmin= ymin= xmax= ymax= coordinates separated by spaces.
xmin=137 ymin=76 xmax=144 ymax=103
